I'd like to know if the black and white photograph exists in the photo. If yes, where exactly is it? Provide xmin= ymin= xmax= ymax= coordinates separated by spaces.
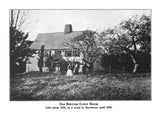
xmin=10 ymin=9 xmax=151 ymax=101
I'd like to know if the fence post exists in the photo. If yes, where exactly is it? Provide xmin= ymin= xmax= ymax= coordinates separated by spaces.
xmin=122 ymin=67 xmax=125 ymax=73
xmin=109 ymin=66 xmax=111 ymax=74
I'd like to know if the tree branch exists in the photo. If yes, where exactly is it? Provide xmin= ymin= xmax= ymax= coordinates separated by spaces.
xmin=15 ymin=10 xmax=20 ymax=29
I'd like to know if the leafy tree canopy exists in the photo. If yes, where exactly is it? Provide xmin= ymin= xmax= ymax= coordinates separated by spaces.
xmin=100 ymin=15 xmax=151 ymax=73
xmin=66 ymin=30 xmax=102 ymax=72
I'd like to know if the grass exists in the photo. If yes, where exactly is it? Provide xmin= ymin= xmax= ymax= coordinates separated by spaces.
xmin=10 ymin=72 xmax=151 ymax=100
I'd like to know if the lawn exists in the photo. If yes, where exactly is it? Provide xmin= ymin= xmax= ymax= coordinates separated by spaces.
xmin=10 ymin=72 xmax=151 ymax=100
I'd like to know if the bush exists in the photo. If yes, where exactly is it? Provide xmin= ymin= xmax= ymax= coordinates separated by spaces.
xmin=46 ymin=54 xmax=68 ymax=73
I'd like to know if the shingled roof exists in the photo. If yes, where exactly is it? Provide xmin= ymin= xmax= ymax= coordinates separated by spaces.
xmin=30 ymin=31 xmax=82 ymax=50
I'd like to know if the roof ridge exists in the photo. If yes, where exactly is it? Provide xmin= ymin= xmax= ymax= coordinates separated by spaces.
xmin=38 ymin=31 xmax=82 ymax=35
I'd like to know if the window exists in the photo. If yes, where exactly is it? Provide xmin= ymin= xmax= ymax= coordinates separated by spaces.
xmin=65 ymin=50 xmax=72 ymax=57
xmin=46 ymin=50 xmax=51 ymax=57
xmin=74 ymin=50 xmax=80 ymax=57
xmin=55 ymin=50 xmax=61 ymax=55
xmin=51 ymin=50 xmax=55 ymax=56
xmin=65 ymin=50 xmax=80 ymax=57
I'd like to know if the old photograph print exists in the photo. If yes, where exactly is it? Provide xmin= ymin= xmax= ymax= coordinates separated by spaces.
xmin=10 ymin=9 xmax=151 ymax=101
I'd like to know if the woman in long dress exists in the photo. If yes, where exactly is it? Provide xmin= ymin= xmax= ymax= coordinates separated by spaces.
xmin=66 ymin=63 xmax=73 ymax=76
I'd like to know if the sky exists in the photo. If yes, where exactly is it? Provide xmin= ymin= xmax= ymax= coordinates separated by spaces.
xmin=21 ymin=10 xmax=151 ymax=41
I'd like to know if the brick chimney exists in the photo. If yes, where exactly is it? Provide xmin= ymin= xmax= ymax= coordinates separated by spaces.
xmin=64 ymin=24 xmax=72 ymax=34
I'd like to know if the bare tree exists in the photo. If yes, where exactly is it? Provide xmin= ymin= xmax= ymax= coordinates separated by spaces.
xmin=10 ymin=9 xmax=30 ymax=30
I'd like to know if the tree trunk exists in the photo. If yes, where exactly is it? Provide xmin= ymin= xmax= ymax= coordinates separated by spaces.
xmin=133 ymin=63 xmax=139 ymax=73
xmin=89 ymin=63 xmax=93 ymax=72
xmin=39 ymin=45 xmax=44 ymax=72
xmin=129 ymin=54 xmax=139 ymax=73
xmin=109 ymin=65 xmax=111 ymax=74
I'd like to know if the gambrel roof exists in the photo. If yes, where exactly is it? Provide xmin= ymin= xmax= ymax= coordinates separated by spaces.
xmin=30 ymin=31 xmax=82 ymax=50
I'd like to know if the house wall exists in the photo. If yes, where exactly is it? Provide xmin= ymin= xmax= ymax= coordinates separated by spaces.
xmin=26 ymin=49 xmax=83 ymax=73
xmin=26 ymin=49 xmax=103 ymax=73
xmin=63 ymin=52 xmax=83 ymax=63
xmin=26 ymin=54 xmax=39 ymax=72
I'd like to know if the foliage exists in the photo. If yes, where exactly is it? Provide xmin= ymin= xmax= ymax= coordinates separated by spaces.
xmin=46 ymin=54 xmax=68 ymax=73
xmin=101 ymin=53 xmax=127 ymax=73
xmin=101 ymin=53 xmax=150 ymax=73
xmin=10 ymin=10 xmax=35 ymax=74
xmin=100 ymin=15 xmax=151 ymax=73
xmin=10 ymin=26 xmax=35 ymax=73
xmin=66 ymin=30 xmax=102 ymax=72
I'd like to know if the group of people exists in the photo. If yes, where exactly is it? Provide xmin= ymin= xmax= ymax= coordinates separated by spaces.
xmin=66 ymin=61 xmax=88 ymax=76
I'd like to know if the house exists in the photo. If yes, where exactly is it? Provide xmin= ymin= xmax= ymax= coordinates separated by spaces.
xmin=26 ymin=24 xmax=103 ymax=73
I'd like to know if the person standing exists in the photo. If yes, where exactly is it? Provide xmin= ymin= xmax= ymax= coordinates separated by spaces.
xmin=66 ymin=63 xmax=73 ymax=76
xmin=74 ymin=63 xmax=80 ymax=75
xmin=79 ymin=63 xmax=83 ymax=74
xmin=82 ymin=63 xmax=87 ymax=74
